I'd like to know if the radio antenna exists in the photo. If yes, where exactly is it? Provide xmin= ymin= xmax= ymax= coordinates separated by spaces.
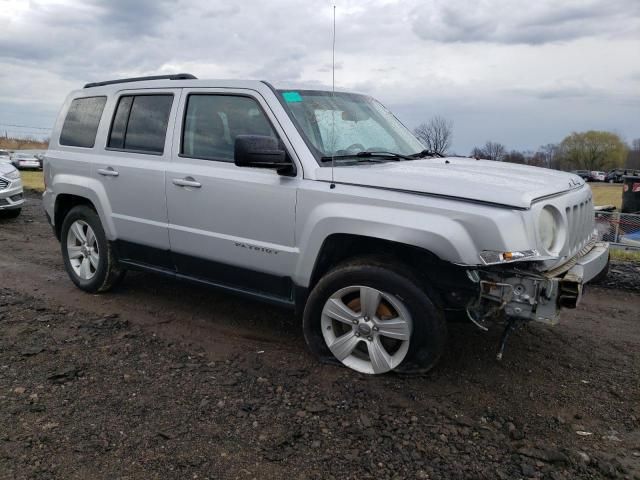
xmin=330 ymin=4 xmax=336 ymax=189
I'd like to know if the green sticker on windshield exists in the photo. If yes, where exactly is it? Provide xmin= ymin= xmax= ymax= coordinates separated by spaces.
xmin=282 ymin=91 xmax=302 ymax=103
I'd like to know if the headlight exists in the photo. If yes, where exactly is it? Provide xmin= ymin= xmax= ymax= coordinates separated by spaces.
xmin=4 ymin=168 xmax=20 ymax=180
xmin=538 ymin=206 xmax=560 ymax=253
xmin=479 ymin=249 xmax=541 ymax=265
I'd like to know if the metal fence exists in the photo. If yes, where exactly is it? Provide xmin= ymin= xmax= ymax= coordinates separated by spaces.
xmin=594 ymin=211 xmax=640 ymax=249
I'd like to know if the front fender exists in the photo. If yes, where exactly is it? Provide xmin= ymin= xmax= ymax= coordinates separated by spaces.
xmin=294 ymin=184 xmax=534 ymax=287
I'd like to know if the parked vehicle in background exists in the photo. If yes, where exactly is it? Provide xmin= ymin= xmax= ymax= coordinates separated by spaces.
xmin=572 ymin=170 xmax=591 ymax=180
xmin=589 ymin=171 xmax=606 ymax=182
xmin=0 ymin=163 xmax=24 ymax=218
xmin=605 ymin=169 xmax=625 ymax=183
xmin=43 ymin=74 xmax=609 ymax=375
xmin=0 ymin=150 xmax=12 ymax=164
xmin=11 ymin=151 xmax=42 ymax=170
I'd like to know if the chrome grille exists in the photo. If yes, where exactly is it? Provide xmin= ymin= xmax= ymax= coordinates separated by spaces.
xmin=0 ymin=178 xmax=9 ymax=190
xmin=565 ymin=194 xmax=594 ymax=257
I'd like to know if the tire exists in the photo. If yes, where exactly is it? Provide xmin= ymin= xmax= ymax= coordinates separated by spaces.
xmin=303 ymin=258 xmax=447 ymax=375
xmin=60 ymin=205 xmax=125 ymax=293
xmin=0 ymin=208 xmax=21 ymax=219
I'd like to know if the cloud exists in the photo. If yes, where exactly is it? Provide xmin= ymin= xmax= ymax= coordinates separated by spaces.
xmin=411 ymin=0 xmax=640 ymax=44
xmin=509 ymin=82 xmax=605 ymax=100
xmin=90 ymin=0 xmax=173 ymax=37
xmin=0 ymin=0 xmax=637 ymax=153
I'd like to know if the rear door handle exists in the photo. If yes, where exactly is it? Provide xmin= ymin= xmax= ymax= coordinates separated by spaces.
xmin=172 ymin=177 xmax=202 ymax=188
xmin=97 ymin=167 xmax=119 ymax=177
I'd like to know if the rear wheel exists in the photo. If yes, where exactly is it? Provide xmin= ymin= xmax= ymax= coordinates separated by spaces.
xmin=60 ymin=205 xmax=125 ymax=293
xmin=303 ymin=259 xmax=447 ymax=374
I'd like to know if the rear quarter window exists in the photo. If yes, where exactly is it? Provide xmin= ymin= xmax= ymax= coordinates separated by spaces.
xmin=59 ymin=96 xmax=107 ymax=148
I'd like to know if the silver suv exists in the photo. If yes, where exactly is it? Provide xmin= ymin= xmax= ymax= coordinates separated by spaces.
xmin=43 ymin=74 xmax=609 ymax=375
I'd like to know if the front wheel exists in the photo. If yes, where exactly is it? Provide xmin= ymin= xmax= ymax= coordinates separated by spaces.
xmin=303 ymin=259 xmax=447 ymax=375
xmin=60 ymin=205 xmax=125 ymax=293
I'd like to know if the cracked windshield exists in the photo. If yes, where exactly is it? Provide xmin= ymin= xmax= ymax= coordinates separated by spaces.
xmin=279 ymin=90 xmax=425 ymax=161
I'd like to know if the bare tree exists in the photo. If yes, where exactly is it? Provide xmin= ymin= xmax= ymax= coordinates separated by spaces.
xmin=503 ymin=150 xmax=525 ymax=164
xmin=484 ymin=141 xmax=506 ymax=161
xmin=471 ymin=141 xmax=506 ymax=161
xmin=627 ymin=138 xmax=640 ymax=169
xmin=413 ymin=115 xmax=453 ymax=155
xmin=470 ymin=146 xmax=487 ymax=159
xmin=540 ymin=143 xmax=560 ymax=169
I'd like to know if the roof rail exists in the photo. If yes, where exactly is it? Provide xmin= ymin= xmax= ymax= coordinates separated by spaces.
xmin=83 ymin=73 xmax=197 ymax=89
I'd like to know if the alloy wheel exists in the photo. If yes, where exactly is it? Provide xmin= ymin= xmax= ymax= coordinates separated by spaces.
xmin=321 ymin=285 xmax=413 ymax=374
xmin=66 ymin=220 xmax=99 ymax=280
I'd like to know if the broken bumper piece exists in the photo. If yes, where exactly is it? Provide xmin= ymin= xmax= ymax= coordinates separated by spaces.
xmin=467 ymin=241 xmax=610 ymax=326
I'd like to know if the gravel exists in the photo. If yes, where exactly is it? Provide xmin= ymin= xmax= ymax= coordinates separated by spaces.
xmin=0 ymin=191 xmax=639 ymax=479
xmin=1 ymin=285 xmax=639 ymax=479
xmin=593 ymin=259 xmax=640 ymax=292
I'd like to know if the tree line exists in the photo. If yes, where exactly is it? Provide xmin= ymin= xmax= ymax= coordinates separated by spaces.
xmin=413 ymin=116 xmax=639 ymax=171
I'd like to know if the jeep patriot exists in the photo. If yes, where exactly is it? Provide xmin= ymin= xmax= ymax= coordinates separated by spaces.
xmin=43 ymin=74 xmax=609 ymax=374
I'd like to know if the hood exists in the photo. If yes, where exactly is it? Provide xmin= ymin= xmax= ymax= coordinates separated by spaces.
xmin=0 ymin=162 xmax=18 ymax=176
xmin=315 ymin=157 xmax=584 ymax=209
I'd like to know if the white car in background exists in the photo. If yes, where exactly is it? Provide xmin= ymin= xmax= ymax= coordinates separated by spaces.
xmin=11 ymin=151 xmax=42 ymax=170
xmin=0 ymin=163 xmax=24 ymax=218
xmin=590 ymin=171 xmax=606 ymax=182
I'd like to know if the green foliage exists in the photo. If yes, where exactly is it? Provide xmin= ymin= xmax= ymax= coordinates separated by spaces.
xmin=558 ymin=131 xmax=627 ymax=171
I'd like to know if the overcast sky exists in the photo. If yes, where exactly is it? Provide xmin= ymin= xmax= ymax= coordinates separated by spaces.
xmin=1 ymin=0 xmax=638 ymax=154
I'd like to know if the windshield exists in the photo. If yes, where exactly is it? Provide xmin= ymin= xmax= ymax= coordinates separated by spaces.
xmin=277 ymin=90 xmax=425 ymax=164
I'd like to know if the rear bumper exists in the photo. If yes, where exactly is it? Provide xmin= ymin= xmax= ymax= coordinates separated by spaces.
xmin=15 ymin=161 xmax=41 ymax=169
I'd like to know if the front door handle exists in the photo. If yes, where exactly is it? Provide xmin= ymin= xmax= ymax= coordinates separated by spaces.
xmin=97 ymin=167 xmax=119 ymax=177
xmin=172 ymin=177 xmax=202 ymax=188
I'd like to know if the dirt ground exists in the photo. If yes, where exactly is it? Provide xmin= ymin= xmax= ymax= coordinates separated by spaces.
xmin=1 ymin=191 xmax=639 ymax=480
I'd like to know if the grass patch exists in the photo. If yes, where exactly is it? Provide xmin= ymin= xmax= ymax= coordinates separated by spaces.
xmin=610 ymin=248 xmax=640 ymax=263
xmin=20 ymin=170 xmax=44 ymax=192
xmin=590 ymin=183 xmax=622 ymax=209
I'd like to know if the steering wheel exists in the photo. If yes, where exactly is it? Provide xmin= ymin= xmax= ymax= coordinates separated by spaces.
xmin=345 ymin=143 xmax=365 ymax=152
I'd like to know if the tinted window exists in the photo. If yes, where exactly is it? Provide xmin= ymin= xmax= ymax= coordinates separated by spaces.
xmin=182 ymin=95 xmax=276 ymax=161
xmin=107 ymin=95 xmax=173 ymax=154
xmin=60 ymin=96 xmax=107 ymax=148
xmin=108 ymin=96 xmax=133 ymax=149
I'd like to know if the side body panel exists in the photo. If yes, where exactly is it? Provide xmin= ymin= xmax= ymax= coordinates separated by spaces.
xmin=44 ymin=91 xmax=114 ymax=237
xmin=90 ymin=88 xmax=181 ymax=254
xmin=165 ymin=88 xmax=302 ymax=291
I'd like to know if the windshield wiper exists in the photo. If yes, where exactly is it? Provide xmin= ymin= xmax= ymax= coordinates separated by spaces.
xmin=410 ymin=149 xmax=445 ymax=158
xmin=320 ymin=151 xmax=411 ymax=163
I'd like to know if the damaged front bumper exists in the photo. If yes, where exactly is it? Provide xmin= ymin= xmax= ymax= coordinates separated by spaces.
xmin=467 ymin=241 xmax=609 ymax=327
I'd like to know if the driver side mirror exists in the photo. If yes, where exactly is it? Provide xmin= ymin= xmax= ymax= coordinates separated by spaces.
xmin=234 ymin=135 xmax=295 ymax=176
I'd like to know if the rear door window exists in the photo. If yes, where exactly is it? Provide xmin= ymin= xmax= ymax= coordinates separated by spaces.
xmin=108 ymin=94 xmax=173 ymax=154
xmin=59 ymin=96 xmax=107 ymax=148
